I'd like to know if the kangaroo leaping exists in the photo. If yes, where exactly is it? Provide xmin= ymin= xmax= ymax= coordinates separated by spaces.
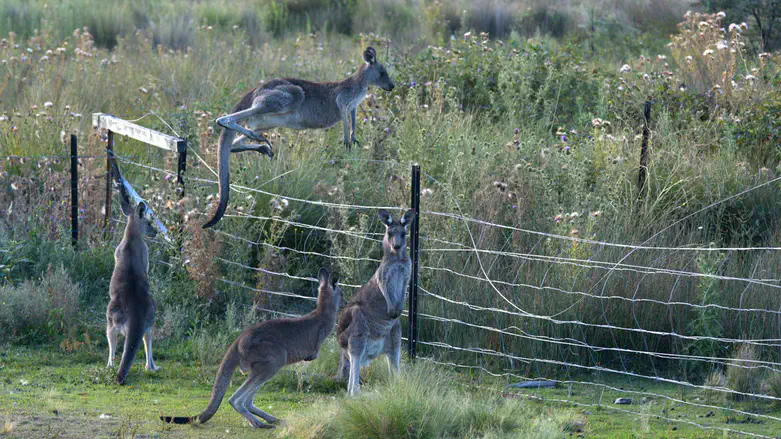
xmin=202 ymin=47 xmax=395 ymax=229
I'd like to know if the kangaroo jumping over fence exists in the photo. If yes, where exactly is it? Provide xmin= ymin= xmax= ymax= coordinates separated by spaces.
xmin=336 ymin=209 xmax=415 ymax=396
xmin=202 ymin=47 xmax=395 ymax=229
xmin=106 ymin=168 xmax=160 ymax=385
xmin=161 ymin=268 xmax=342 ymax=428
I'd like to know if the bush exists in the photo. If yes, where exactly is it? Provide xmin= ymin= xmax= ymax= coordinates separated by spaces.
xmin=0 ymin=264 xmax=80 ymax=343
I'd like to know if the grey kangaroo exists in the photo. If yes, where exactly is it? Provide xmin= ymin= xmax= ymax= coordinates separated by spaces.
xmin=202 ymin=47 xmax=395 ymax=228
xmin=336 ymin=209 xmax=415 ymax=396
xmin=106 ymin=172 xmax=159 ymax=385
xmin=162 ymin=268 xmax=341 ymax=428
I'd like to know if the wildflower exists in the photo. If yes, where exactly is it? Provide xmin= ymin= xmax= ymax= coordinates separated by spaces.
xmin=698 ymin=21 xmax=710 ymax=29
xmin=561 ymin=135 xmax=567 ymax=142
xmin=619 ymin=64 xmax=631 ymax=73
xmin=410 ymin=81 xmax=416 ymax=87
xmin=703 ymin=49 xmax=714 ymax=56
xmin=745 ymin=74 xmax=756 ymax=81
xmin=44 ymin=101 xmax=53 ymax=108
xmin=513 ymin=128 xmax=519 ymax=135
xmin=0 ymin=116 xmax=6 ymax=122
xmin=716 ymin=11 xmax=726 ymax=18
xmin=138 ymin=87 xmax=148 ymax=94
xmin=728 ymin=23 xmax=739 ymax=32
xmin=31 ymin=104 xmax=38 ymax=110
xmin=759 ymin=52 xmax=771 ymax=60
xmin=39 ymin=55 xmax=49 ymax=61
xmin=685 ymin=55 xmax=693 ymax=63
xmin=232 ymin=25 xmax=239 ymax=30
xmin=740 ymin=22 xmax=748 ymax=30
xmin=642 ymin=73 xmax=650 ymax=81
xmin=493 ymin=181 xmax=507 ymax=192
xmin=591 ymin=210 xmax=602 ymax=218
xmin=657 ymin=54 xmax=666 ymax=61
xmin=421 ymin=188 xmax=434 ymax=197
xmin=554 ymin=214 xmax=563 ymax=223
xmin=570 ymin=228 xmax=579 ymax=236
xmin=464 ymin=31 xmax=472 ymax=39
xmin=591 ymin=118 xmax=603 ymax=127
xmin=716 ymin=40 xmax=728 ymax=50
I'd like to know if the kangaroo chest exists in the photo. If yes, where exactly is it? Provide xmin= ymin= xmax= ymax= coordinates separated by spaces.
xmin=377 ymin=260 xmax=411 ymax=317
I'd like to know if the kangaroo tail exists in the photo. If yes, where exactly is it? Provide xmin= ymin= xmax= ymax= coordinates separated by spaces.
xmin=201 ymin=127 xmax=235 ymax=229
xmin=160 ymin=341 xmax=240 ymax=425
xmin=115 ymin=322 xmax=144 ymax=385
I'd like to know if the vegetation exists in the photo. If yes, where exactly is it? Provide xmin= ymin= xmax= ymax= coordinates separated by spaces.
xmin=1 ymin=0 xmax=781 ymax=437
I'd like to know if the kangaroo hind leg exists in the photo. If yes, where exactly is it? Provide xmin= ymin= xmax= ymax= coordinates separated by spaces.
xmin=143 ymin=331 xmax=161 ymax=372
xmin=106 ymin=325 xmax=119 ymax=368
xmin=228 ymin=362 xmax=281 ymax=428
xmin=217 ymin=85 xmax=304 ymax=144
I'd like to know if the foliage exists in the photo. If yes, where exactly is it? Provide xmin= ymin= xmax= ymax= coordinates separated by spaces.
xmin=281 ymin=362 xmax=565 ymax=439
xmin=699 ymin=0 xmax=781 ymax=52
xmin=0 ymin=264 xmax=80 ymax=343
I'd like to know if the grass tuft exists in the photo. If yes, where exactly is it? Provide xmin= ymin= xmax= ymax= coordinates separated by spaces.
xmin=281 ymin=362 xmax=564 ymax=439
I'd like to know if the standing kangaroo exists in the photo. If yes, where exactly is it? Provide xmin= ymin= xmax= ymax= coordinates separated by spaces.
xmin=202 ymin=47 xmax=395 ymax=229
xmin=106 ymin=175 xmax=159 ymax=385
xmin=336 ymin=209 xmax=415 ymax=396
xmin=162 ymin=268 xmax=341 ymax=428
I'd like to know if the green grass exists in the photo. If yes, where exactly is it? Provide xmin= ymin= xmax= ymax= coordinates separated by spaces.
xmin=2 ymin=341 xmax=779 ymax=438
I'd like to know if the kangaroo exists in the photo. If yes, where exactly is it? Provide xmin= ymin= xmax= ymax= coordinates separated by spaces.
xmin=106 ymin=173 xmax=159 ymax=385
xmin=202 ymin=47 xmax=395 ymax=229
xmin=161 ymin=268 xmax=342 ymax=428
xmin=336 ymin=209 xmax=415 ymax=396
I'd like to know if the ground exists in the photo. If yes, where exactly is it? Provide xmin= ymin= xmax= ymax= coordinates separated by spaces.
xmin=1 ymin=342 xmax=779 ymax=439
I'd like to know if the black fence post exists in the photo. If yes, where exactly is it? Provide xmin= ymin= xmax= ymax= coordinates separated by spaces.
xmin=638 ymin=100 xmax=651 ymax=197
xmin=70 ymin=135 xmax=78 ymax=247
xmin=104 ymin=130 xmax=114 ymax=232
xmin=408 ymin=164 xmax=421 ymax=360
xmin=176 ymin=139 xmax=187 ymax=198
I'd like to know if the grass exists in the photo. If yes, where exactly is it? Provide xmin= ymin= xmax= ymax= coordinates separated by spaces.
xmin=1 ymin=341 xmax=779 ymax=438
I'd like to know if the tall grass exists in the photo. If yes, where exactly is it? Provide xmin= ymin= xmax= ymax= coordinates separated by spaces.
xmin=1 ymin=3 xmax=780 ymax=392
xmin=281 ymin=362 xmax=567 ymax=439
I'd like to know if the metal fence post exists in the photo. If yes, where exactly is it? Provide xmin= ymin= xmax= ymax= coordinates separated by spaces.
xmin=176 ymin=139 xmax=187 ymax=198
xmin=408 ymin=164 xmax=421 ymax=360
xmin=70 ymin=135 xmax=78 ymax=247
xmin=104 ymin=130 xmax=114 ymax=232
xmin=638 ymin=100 xmax=651 ymax=197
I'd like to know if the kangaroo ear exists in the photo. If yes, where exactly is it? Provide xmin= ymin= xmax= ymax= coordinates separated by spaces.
xmin=330 ymin=272 xmax=340 ymax=288
xmin=400 ymin=209 xmax=415 ymax=228
xmin=378 ymin=209 xmax=393 ymax=226
xmin=318 ymin=267 xmax=329 ymax=285
xmin=118 ymin=184 xmax=133 ymax=217
xmin=363 ymin=47 xmax=376 ymax=65
xmin=136 ymin=202 xmax=147 ymax=219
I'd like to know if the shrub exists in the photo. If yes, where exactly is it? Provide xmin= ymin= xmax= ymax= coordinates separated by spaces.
xmin=0 ymin=264 xmax=80 ymax=343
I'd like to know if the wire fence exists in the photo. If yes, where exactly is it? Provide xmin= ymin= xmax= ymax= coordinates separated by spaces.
xmin=3 ymin=113 xmax=781 ymax=437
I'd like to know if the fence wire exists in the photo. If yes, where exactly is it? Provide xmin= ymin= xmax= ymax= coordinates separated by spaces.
xmin=7 ymin=131 xmax=781 ymax=438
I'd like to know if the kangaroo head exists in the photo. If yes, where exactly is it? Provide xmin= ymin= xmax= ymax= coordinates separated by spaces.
xmin=378 ymin=209 xmax=415 ymax=255
xmin=317 ymin=268 xmax=342 ymax=313
xmin=121 ymin=193 xmax=157 ymax=239
xmin=362 ymin=47 xmax=394 ymax=92
xmin=130 ymin=202 xmax=158 ymax=238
